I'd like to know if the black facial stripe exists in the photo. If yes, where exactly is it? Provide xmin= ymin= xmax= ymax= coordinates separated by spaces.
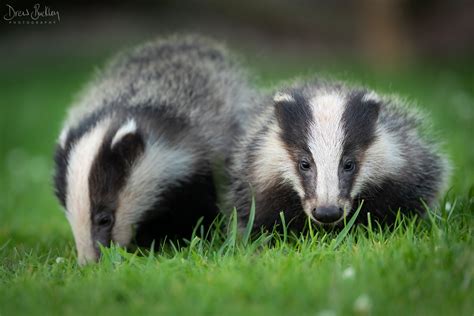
xmin=339 ymin=91 xmax=381 ymax=200
xmin=88 ymin=123 xmax=145 ymax=250
xmin=275 ymin=90 xmax=313 ymax=152
xmin=341 ymin=91 xmax=380 ymax=154
xmin=274 ymin=91 xmax=316 ymax=200
xmin=53 ymin=145 xmax=68 ymax=208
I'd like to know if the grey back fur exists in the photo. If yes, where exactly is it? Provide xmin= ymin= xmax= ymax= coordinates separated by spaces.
xmin=62 ymin=34 xmax=261 ymax=157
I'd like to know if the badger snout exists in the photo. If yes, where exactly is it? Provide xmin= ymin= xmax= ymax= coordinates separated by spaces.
xmin=77 ymin=248 xmax=100 ymax=266
xmin=312 ymin=206 xmax=344 ymax=224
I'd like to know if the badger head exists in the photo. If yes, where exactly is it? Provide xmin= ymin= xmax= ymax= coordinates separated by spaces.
xmin=54 ymin=116 xmax=195 ymax=265
xmin=261 ymin=87 xmax=405 ymax=225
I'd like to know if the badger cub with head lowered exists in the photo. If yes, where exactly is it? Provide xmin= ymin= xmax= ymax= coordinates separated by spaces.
xmin=228 ymin=80 xmax=451 ymax=231
xmin=54 ymin=35 xmax=257 ymax=265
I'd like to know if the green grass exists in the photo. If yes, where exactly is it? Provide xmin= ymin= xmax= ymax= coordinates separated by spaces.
xmin=1 ymin=54 xmax=473 ymax=315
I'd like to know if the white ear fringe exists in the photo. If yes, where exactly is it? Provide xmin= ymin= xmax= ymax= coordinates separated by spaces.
xmin=59 ymin=129 xmax=69 ymax=149
xmin=273 ymin=92 xmax=295 ymax=103
xmin=111 ymin=119 xmax=137 ymax=148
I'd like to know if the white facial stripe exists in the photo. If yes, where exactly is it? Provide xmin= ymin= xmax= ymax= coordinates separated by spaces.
xmin=308 ymin=93 xmax=346 ymax=207
xmin=350 ymin=126 xmax=405 ymax=197
xmin=253 ymin=124 xmax=304 ymax=198
xmin=111 ymin=119 xmax=137 ymax=148
xmin=112 ymin=141 xmax=197 ymax=246
xmin=66 ymin=118 xmax=111 ymax=265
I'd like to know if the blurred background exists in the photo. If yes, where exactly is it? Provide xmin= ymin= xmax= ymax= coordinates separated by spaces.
xmin=1 ymin=0 xmax=473 ymax=245
xmin=2 ymin=0 xmax=474 ymax=65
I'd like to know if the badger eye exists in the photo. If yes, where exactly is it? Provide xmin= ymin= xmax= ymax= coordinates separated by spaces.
xmin=96 ymin=213 xmax=114 ymax=228
xmin=299 ymin=159 xmax=311 ymax=171
xmin=343 ymin=160 xmax=356 ymax=172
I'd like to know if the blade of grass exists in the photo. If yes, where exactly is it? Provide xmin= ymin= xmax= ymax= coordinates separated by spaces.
xmin=332 ymin=201 xmax=363 ymax=250
xmin=279 ymin=211 xmax=288 ymax=244
xmin=242 ymin=196 xmax=256 ymax=246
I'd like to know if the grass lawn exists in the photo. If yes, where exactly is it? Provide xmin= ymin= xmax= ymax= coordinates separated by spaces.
xmin=0 ymin=53 xmax=473 ymax=315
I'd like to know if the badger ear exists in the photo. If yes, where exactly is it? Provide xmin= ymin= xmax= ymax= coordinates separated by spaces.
xmin=273 ymin=92 xmax=296 ymax=122
xmin=110 ymin=119 xmax=144 ymax=163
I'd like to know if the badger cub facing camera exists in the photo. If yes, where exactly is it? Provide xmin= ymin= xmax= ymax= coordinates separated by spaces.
xmin=228 ymin=80 xmax=451 ymax=232
xmin=53 ymin=35 xmax=257 ymax=265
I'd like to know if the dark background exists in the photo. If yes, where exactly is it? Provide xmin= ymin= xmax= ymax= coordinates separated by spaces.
xmin=1 ymin=0 xmax=474 ymax=65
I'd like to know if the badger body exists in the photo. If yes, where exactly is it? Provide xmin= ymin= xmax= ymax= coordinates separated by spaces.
xmin=228 ymin=80 xmax=451 ymax=231
xmin=54 ymin=35 xmax=258 ymax=264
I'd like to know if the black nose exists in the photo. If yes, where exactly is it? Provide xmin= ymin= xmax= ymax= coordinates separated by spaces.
xmin=313 ymin=206 xmax=343 ymax=224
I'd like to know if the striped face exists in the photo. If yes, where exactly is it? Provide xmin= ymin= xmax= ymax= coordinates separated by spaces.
xmin=268 ymin=88 xmax=404 ymax=225
xmin=54 ymin=118 xmax=195 ymax=265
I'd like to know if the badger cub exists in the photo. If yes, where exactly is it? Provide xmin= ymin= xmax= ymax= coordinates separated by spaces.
xmin=228 ymin=80 xmax=451 ymax=231
xmin=54 ymin=35 xmax=257 ymax=265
